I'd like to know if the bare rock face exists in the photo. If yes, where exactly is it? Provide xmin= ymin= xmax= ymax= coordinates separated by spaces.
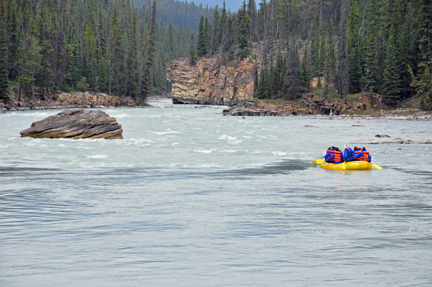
xmin=167 ymin=56 xmax=256 ymax=106
xmin=20 ymin=110 xmax=123 ymax=139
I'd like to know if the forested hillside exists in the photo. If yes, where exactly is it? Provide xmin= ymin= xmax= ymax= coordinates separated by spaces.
xmin=192 ymin=0 xmax=432 ymax=109
xmin=0 ymin=0 xmax=198 ymax=104
xmin=135 ymin=0 xmax=213 ymax=30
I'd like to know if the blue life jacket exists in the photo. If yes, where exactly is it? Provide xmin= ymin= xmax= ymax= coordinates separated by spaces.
xmin=325 ymin=149 xmax=335 ymax=162
xmin=344 ymin=148 xmax=355 ymax=161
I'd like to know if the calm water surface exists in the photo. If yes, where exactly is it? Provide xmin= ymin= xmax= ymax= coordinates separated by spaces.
xmin=1 ymin=99 xmax=431 ymax=286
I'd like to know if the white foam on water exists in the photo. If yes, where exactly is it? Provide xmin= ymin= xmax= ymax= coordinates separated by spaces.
xmin=219 ymin=135 xmax=237 ymax=141
xmin=87 ymin=154 xmax=108 ymax=159
xmin=194 ymin=149 xmax=217 ymax=154
xmin=272 ymin=151 xmax=287 ymax=156
xmin=152 ymin=129 xmax=181 ymax=135
xmin=110 ymin=113 xmax=128 ymax=118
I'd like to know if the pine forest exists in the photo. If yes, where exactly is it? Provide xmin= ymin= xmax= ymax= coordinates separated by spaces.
xmin=1 ymin=0 xmax=432 ymax=109
xmin=192 ymin=0 xmax=432 ymax=109
xmin=0 ymin=0 xmax=201 ymax=104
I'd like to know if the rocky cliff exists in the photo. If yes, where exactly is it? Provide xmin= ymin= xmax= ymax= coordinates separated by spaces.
xmin=167 ymin=49 xmax=261 ymax=105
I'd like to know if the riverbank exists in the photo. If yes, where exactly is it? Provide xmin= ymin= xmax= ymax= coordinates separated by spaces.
xmin=222 ymin=93 xmax=431 ymax=121
xmin=0 ymin=91 xmax=151 ymax=113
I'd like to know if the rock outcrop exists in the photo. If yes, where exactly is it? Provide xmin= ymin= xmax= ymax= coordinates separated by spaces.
xmin=222 ymin=93 xmax=384 ymax=116
xmin=420 ymin=139 xmax=432 ymax=144
xmin=167 ymin=55 xmax=256 ymax=105
xmin=20 ymin=110 xmax=123 ymax=139
xmin=1 ymin=91 xmax=147 ymax=113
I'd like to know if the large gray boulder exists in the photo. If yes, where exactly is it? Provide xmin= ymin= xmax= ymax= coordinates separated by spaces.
xmin=20 ymin=109 xmax=123 ymax=139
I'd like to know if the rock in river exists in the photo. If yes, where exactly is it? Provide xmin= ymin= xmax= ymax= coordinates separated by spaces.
xmin=349 ymin=139 xmax=380 ymax=144
xmin=381 ymin=137 xmax=404 ymax=144
xmin=20 ymin=109 xmax=123 ymax=139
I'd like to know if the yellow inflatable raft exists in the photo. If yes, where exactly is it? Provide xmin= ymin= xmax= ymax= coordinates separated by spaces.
xmin=320 ymin=161 xmax=373 ymax=171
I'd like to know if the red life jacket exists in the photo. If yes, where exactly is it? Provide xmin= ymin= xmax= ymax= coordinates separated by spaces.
xmin=333 ymin=151 xmax=342 ymax=163
xmin=362 ymin=151 xmax=370 ymax=161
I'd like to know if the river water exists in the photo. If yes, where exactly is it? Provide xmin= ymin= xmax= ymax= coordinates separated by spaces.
xmin=1 ymin=99 xmax=431 ymax=286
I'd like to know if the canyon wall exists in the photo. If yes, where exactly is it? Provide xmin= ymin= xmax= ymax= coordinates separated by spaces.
xmin=167 ymin=53 xmax=259 ymax=106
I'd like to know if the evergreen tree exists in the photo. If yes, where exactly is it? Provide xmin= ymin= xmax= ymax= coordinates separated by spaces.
xmin=382 ymin=0 xmax=403 ymax=105
xmin=109 ymin=6 xmax=125 ymax=95
xmin=189 ymin=34 xmax=196 ymax=66
xmin=237 ymin=1 xmax=250 ymax=60
xmin=285 ymin=38 xmax=302 ymax=99
xmin=84 ymin=21 xmax=98 ymax=89
xmin=219 ymin=2 xmax=227 ymax=45
xmin=0 ymin=19 xmax=9 ymax=103
xmin=126 ymin=12 xmax=139 ymax=98
xmin=140 ymin=0 xmax=157 ymax=101
xmin=336 ymin=28 xmax=350 ymax=102
xmin=197 ymin=16 xmax=206 ymax=57
xmin=362 ymin=0 xmax=379 ymax=93
xmin=300 ymin=47 xmax=311 ymax=93
xmin=8 ymin=2 xmax=19 ymax=80
xmin=310 ymin=24 xmax=319 ymax=75
xmin=347 ymin=0 xmax=361 ymax=93
xmin=204 ymin=17 xmax=210 ymax=52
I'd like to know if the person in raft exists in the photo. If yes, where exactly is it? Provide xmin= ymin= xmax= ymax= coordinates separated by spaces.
xmin=353 ymin=147 xmax=364 ymax=161
xmin=325 ymin=146 xmax=343 ymax=164
xmin=342 ymin=144 xmax=356 ymax=162
xmin=324 ymin=147 xmax=335 ymax=162
xmin=362 ymin=147 xmax=372 ymax=162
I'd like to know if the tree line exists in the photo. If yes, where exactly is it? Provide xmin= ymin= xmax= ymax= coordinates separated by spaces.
xmin=192 ymin=0 xmax=432 ymax=108
xmin=0 ymin=0 xmax=198 ymax=104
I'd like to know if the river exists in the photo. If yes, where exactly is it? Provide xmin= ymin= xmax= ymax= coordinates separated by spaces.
xmin=1 ymin=99 xmax=431 ymax=286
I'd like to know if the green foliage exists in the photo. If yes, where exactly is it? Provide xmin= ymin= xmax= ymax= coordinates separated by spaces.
xmin=237 ymin=1 xmax=250 ymax=60
xmin=347 ymin=0 xmax=361 ymax=94
xmin=76 ymin=77 xmax=90 ymax=92
xmin=0 ymin=20 xmax=10 ymax=103
xmin=197 ymin=16 xmax=206 ymax=57
xmin=409 ymin=64 xmax=432 ymax=110
xmin=189 ymin=35 xmax=196 ymax=66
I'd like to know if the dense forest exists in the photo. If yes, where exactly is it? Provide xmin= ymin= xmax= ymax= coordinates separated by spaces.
xmin=0 ymin=0 xmax=200 ymax=104
xmin=193 ymin=0 xmax=432 ymax=109
xmin=135 ymin=0 xmax=213 ymax=30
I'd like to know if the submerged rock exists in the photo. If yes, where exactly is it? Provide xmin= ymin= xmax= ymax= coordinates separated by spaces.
xmin=20 ymin=109 xmax=123 ymax=139
xmin=381 ymin=137 xmax=404 ymax=144
xmin=349 ymin=139 xmax=380 ymax=144
xmin=375 ymin=134 xmax=391 ymax=138
xmin=420 ymin=139 xmax=432 ymax=144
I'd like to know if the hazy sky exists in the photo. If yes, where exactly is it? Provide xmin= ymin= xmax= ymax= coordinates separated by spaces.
xmin=189 ymin=0 xmax=248 ymax=12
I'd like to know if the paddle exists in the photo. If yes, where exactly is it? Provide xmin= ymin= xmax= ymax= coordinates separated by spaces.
xmin=341 ymin=162 xmax=346 ymax=170
xmin=371 ymin=163 xmax=383 ymax=170
xmin=312 ymin=159 xmax=324 ymax=165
